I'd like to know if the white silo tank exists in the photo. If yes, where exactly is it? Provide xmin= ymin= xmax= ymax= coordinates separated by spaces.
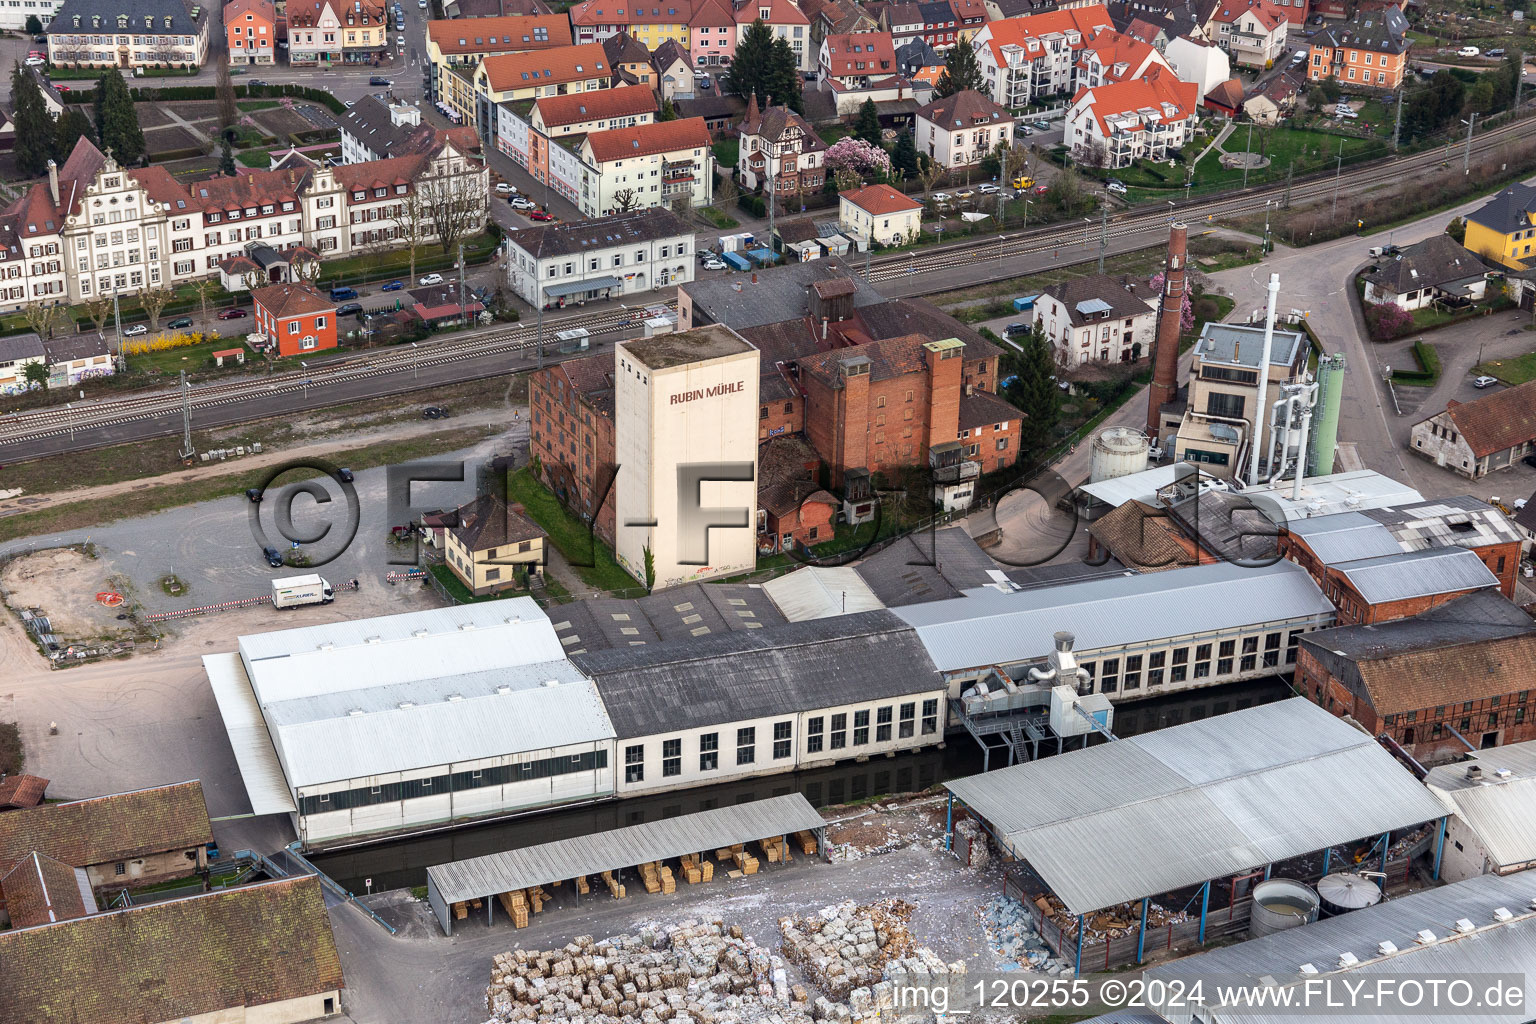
xmin=1089 ymin=426 xmax=1151 ymax=483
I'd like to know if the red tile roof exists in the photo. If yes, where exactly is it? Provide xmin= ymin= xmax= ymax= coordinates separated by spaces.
xmin=253 ymin=282 xmax=335 ymax=320
xmin=823 ymin=31 xmax=897 ymax=75
xmin=1078 ymin=28 xmax=1160 ymax=80
xmin=915 ymin=88 xmax=1012 ymax=129
xmin=690 ymin=0 xmax=734 ymax=25
xmin=223 ymin=0 xmax=276 ymax=23
xmin=1074 ymin=67 xmax=1198 ymax=136
xmin=977 ymin=4 xmax=1113 ymax=65
xmin=0 ymin=775 xmax=48 ymax=811
xmin=537 ymin=84 xmax=659 ymax=127
xmin=733 ymin=0 xmax=809 ymax=24
xmin=1211 ymin=0 xmax=1286 ymax=30
xmin=840 ymin=182 xmax=923 ymax=215
xmin=332 ymin=151 xmax=434 ymax=192
xmin=570 ymin=0 xmax=696 ymax=24
xmin=480 ymin=43 xmax=609 ymax=90
xmin=0 ymin=852 xmax=94 ymax=929
xmin=583 ymin=116 xmax=712 ymax=162
xmin=1438 ymin=380 xmax=1536 ymax=459
xmin=0 ymin=781 xmax=212 ymax=873
xmin=427 ymin=14 xmax=570 ymax=53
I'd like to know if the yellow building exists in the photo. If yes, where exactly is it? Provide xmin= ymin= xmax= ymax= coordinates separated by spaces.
xmin=427 ymin=14 xmax=572 ymax=109
xmin=341 ymin=0 xmax=388 ymax=62
xmin=569 ymin=0 xmax=689 ymax=48
xmin=444 ymin=494 xmax=548 ymax=596
xmin=1464 ymin=183 xmax=1536 ymax=269
xmin=838 ymin=183 xmax=924 ymax=248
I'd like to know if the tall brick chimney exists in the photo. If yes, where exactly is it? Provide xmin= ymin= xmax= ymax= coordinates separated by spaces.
xmin=1146 ymin=223 xmax=1186 ymax=441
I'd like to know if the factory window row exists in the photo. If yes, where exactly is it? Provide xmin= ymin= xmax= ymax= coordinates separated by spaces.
xmin=1079 ymin=630 xmax=1302 ymax=694
xmin=298 ymin=750 xmax=609 ymax=816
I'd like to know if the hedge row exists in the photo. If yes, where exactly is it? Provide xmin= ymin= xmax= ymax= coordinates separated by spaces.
xmin=738 ymin=194 xmax=766 ymax=217
xmin=1392 ymin=339 xmax=1442 ymax=386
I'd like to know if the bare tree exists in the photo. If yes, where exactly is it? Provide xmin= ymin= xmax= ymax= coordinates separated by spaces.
xmin=138 ymin=284 xmax=175 ymax=327
xmin=916 ymin=155 xmax=945 ymax=193
xmin=292 ymin=252 xmax=322 ymax=284
xmin=22 ymin=300 xmax=68 ymax=340
xmin=241 ymin=266 xmax=265 ymax=293
xmin=81 ymin=292 xmax=113 ymax=335
xmin=215 ymin=52 xmax=239 ymax=139
xmin=418 ymin=171 xmax=486 ymax=256
xmin=714 ymin=173 xmax=739 ymax=208
xmin=190 ymin=278 xmax=218 ymax=324
xmin=832 ymin=166 xmax=862 ymax=192
xmin=611 ymin=188 xmax=639 ymax=213
xmin=397 ymin=189 xmax=436 ymax=282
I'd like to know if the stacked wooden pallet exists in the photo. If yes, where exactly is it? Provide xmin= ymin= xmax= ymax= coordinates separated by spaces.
xmin=601 ymin=869 xmax=627 ymax=899
xmin=760 ymin=836 xmax=792 ymax=863
xmin=733 ymin=848 xmax=759 ymax=874
xmin=638 ymin=861 xmax=677 ymax=894
xmin=679 ymin=853 xmax=716 ymax=883
xmin=574 ymin=875 xmax=590 ymax=895
xmin=497 ymin=890 xmax=530 ymax=929
xmin=794 ymin=830 xmax=819 ymax=855
xmin=451 ymin=897 xmax=484 ymax=920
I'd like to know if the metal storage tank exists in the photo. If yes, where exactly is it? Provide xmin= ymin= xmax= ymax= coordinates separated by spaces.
xmin=1308 ymin=353 xmax=1346 ymax=477
xmin=1089 ymin=426 xmax=1150 ymax=483
xmin=1249 ymin=878 xmax=1321 ymax=937
xmin=1318 ymin=872 xmax=1383 ymax=918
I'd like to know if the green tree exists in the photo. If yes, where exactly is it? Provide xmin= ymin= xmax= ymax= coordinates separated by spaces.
xmin=94 ymin=68 xmax=145 ymax=165
xmin=934 ymin=41 xmax=985 ymax=98
xmin=1011 ymin=325 xmax=1061 ymax=453
xmin=53 ymin=107 xmax=95 ymax=161
xmin=725 ymin=21 xmax=801 ymax=112
xmin=22 ymin=360 xmax=50 ymax=389
xmin=24 ymin=13 xmax=42 ymax=33
xmin=1307 ymin=85 xmax=1329 ymax=111
xmin=1465 ymin=77 xmax=1495 ymax=114
xmin=855 ymin=98 xmax=882 ymax=145
xmin=769 ymin=36 xmax=803 ymax=113
xmin=215 ymin=55 xmax=239 ymax=135
xmin=1446 ymin=216 xmax=1467 ymax=244
xmin=658 ymin=97 xmax=677 ymax=121
xmin=219 ymin=134 xmax=236 ymax=175
xmin=11 ymin=63 xmax=55 ymax=177
xmin=892 ymin=128 xmax=918 ymax=179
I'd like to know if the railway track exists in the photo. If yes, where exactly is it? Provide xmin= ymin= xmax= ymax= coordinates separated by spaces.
xmin=0 ymin=303 xmax=660 ymax=449
xmin=866 ymin=113 xmax=1536 ymax=282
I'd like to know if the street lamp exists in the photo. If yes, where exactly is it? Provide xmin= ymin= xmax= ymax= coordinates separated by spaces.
xmin=1021 ymin=197 xmax=1032 ymax=231
xmin=1167 ymin=199 xmax=1175 ymax=223
xmin=411 ymin=341 xmax=419 ymax=378
xmin=1263 ymin=199 xmax=1273 ymax=255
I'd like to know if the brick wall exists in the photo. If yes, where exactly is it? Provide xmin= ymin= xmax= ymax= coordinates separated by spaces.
xmin=758 ymin=393 xmax=804 ymax=441
xmin=528 ymin=366 xmax=617 ymax=546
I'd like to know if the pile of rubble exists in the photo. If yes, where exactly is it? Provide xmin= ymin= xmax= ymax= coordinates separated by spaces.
xmin=778 ymin=900 xmax=964 ymax=1005
xmin=976 ymin=896 xmax=1068 ymax=973
xmin=953 ymin=819 xmax=989 ymax=869
xmin=1032 ymin=893 xmax=1188 ymax=944
xmin=482 ymin=920 xmax=818 ymax=1024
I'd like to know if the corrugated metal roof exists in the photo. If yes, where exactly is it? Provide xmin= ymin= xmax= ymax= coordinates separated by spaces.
xmin=894 ymin=561 xmax=1335 ymax=673
xmin=1195 ymin=322 xmax=1305 ymax=369
xmin=202 ymin=653 xmax=297 ymax=815
xmin=1239 ymin=470 xmax=1424 ymax=522
xmin=1364 ymin=495 xmax=1524 ymax=551
xmin=762 ymin=567 xmax=885 ymax=621
xmin=1332 ymin=546 xmax=1498 ymax=605
xmin=945 ymin=699 xmax=1448 ymax=916
xmin=1077 ymin=464 xmax=1211 ymax=508
xmin=1146 ymin=871 xmax=1536 ymax=1024
xmin=427 ymin=793 xmax=825 ymax=906
xmin=1426 ymin=741 xmax=1536 ymax=869
xmin=573 ymin=610 xmax=944 ymax=738
xmin=1284 ymin=511 xmax=1403 ymax=564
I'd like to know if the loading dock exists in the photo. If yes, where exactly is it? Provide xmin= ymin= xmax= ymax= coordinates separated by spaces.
xmin=424 ymin=794 xmax=827 ymax=935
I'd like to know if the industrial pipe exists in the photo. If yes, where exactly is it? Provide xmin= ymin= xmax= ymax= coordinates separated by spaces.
xmin=1291 ymin=382 xmax=1319 ymax=501
xmin=1247 ymin=274 xmax=1281 ymax=486
xmin=1266 ymin=393 xmax=1299 ymax=484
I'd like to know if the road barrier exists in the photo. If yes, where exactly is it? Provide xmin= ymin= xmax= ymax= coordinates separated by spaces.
xmin=146 ymin=579 xmax=361 ymax=621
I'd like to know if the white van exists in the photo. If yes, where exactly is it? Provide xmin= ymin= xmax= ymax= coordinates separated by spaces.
xmin=1459 ymin=45 xmax=1481 ymax=57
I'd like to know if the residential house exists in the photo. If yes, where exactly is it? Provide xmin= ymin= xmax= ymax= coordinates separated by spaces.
xmin=1164 ymin=32 xmax=1228 ymax=92
xmin=497 ymin=84 xmax=657 ymax=183
xmin=286 ymin=0 xmax=343 ymax=65
xmin=757 ymin=434 xmax=838 ymax=552
xmin=1076 ymin=26 xmax=1171 ymax=87
xmin=806 ymin=0 xmax=879 ymax=56
xmin=972 ymin=5 xmax=1117 ymax=108
xmin=252 ymin=282 xmax=336 ymax=357
xmin=838 ymin=182 xmax=923 ymax=246
xmin=1410 ymin=380 xmax=1536 ymax=479
xmin=0 ymin=876 xmax=344 ymax=1024
xmin=0 ymin=135 xmax=485 ymax=312
xmin=875 ymin=0 xmax=926 ymax=43
xmin=1427 ymin=739 xmax=1536 ymax=881
xmin=444 ymin=493 xmax=549 ymax=595
xmin=1064 ymin=67 xmax=1198 ymax=169
xmin=1298 ymin=590 xmax=1536 ymax=763
xmin=651 ymin=38 xmax=696 ymax=99
xmin=819 ymin=30 xmax=898 ymax=87
xmin=895 ymin=35 xmax=941 ymax=76
xmin=46 ymin=0 xmax=211 ymax=69
xmin=1032 ymin=272 xmax=1158 ymax=365
xmin=1171 ymin=320 xmax=1307 ymax=475
xmin=1203 ymin=75 xmax=1243 ymax=116
xmin=0 ymin=781 xmax=213 ymax=893
xmin=339 ymin=0 xmax=388 ymax=63
xmin=1207 ymin=0 xmax=1286 ymax=68
xmin=736 ymin=0 xmax=815 ymax=72
xmin=340 ymin=96 xmax=478 ymax=163
xmin=569 ymin=0 xmax=691 ymax=47
xmin=1307 ymin=7 xmax=1410 ymax=89
xmin=528 ymin=351 xmax=618 ymax=540
xmin=951 ymin=0 xmax=988 ymax=42
xmin=566 ymin=116 xmax=715 ymax=216
xmin=225 ymin=0 xmax=276 ymax=64
xmin=914 ymin=89 xmax=1015 ymax=168
xmin=0 ymin=333 xmax=46 ymax=396
xmin=1240 ymin=66 xmax=1302 ymax=123
xmin=737 ymin=94 xmax=827 ymax=194
xmin=674 ymin=93 xmax=742 ymax=134
xmin=469 ymin=43 xmax=609 ymax=136
xmin=427 ymin=14 xmax=570 ymax=104
xmin=503 ymin=207 xmax=694 ymax=307
xmin=985 ymin=0 xmax=1060 ymax=18
xmin=1464 ymin=182 xmax=1536 ymax=270
xmin=603 ymin=29 xmax=655 ymax=84
xmin=689 ymin=0 xmax=737 ymax=66
xmin=1361 ymin=233 xmax=1488 ymax=311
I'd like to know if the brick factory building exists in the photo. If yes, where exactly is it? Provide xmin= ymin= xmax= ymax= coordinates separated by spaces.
xmin=528 ymin=351 xmax=618 ymax=545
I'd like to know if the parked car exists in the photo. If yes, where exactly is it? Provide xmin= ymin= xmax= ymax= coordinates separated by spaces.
xmin=419 ymin=273 xmax=444 ymax=286
xmin=1488 ymin=47 xmax=1506 ymax=57
xmin=1459 ymin=45 xmax=1481 ymax=57
xmin=370 ymin=76 xmax=392 ymax=86
xmin=249 ymin=79 xmax=268 ymax=87
xmin=337 ymin=302 xmax=363 ymax=316
xmin=1012 ymin=175 xmax=1036 ymax=190
xmin=166 ymin=316 xmax=194 ymax=329
xmin=1032 ymin=120 xmax=1050 ymax=130
xmin=422 ymin=405 xmax=450 ymax=419
xmin=1474 ymin=375 xmax=1499 ymax=388
xmin=1006 ymin=322 xmax=1029 ymax=335
xmin=1032 ymin=183 xmax=1050 ymax=194
xmin=931 ymin=191 xmax=953 ymax=202
xmin=217 ymin=307 xmax=249 ymax=320
xmin=23 ymin=57 xmax=45 ymax=67
xmin=702 ymin=258 xmax=727 ymax=271
xmin=529 ymin=211 xmax=556 ymax=221
xmin=329 ymin=286 xmax=358 ymax=301
xmin=954 ymin=187 xmax=975 ymax=199
xmin=510 ymin=197 xmax=538 ymax=210
xmin=977 ymin=183 xmax=1000 ymax=194
xmin=381 ymin=279 xmax=404 ymax=291
xmin=494 ymin=182 xmax=516 ymax=194
xmin=1106 ymin=179 xmax=1128 ymax=194
xmin=122 ymin=323 xmax=149 ymax=337
xmin=1017 ymin=125 xmax=1034 ymax=136
xmin=263 ymin=546 xmax=284 ymax=568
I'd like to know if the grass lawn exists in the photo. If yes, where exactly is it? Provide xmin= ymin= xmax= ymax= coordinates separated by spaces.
xmin=712 ymin=139 xmax=739 ymax=169
xmin=1476 ymin=350 xmax=1536 ymax=384
xmin=821 ymin=125 xmax=850 ymax=144
xmin=236 ymin=148 xmax=276 ymax=168
xmin=506 ymin=467 xmax=641 ymax=594
xmin=125 ymin=338 xmax=249 ymax=375
xmin=427 ymin=562 xmax=525 ymax=603
xmin=1124 ymin=127 xmax=1383 ymax=199
xmin=699 ymin=206 xmax=739 ymax=230
xmin=319 ymin=230 xmax=499 ymax=284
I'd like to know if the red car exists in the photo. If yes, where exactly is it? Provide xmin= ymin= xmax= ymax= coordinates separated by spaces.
xmin=529 ymin=211 xmax=556 ymax=221
xmin=217 ymin=307 xmax=249 ymax=319
xmin=1032 ymin=183 xmax=1050 ymax=195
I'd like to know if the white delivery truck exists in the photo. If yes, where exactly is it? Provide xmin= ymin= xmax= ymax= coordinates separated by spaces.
xmin=271 ymin=574 xmax=335 ymax=609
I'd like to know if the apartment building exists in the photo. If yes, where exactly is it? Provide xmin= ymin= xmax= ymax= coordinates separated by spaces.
xmin=559 ymin=117 xmax=714 ymax=217
xmin=568 ymin=0 xmax=692 ymax=46
xmin=1076 ymin=26 xmax=1169 ymax=86
xmin=1307 ymin=8 xmax=1409 ymax=89
xmin=224 ymin=0 xmax=275 ymax=64
xmin=1031 ymin=272 xmax=1159 ymax=363
xmin=914 ymin=89 xmax=1014 ymax=168
xmin=1065 ymin=67 xmax=1198 ymax=168
xmin=339 ymin=0 xmax=388 ymax=62
xmin=0 ymin=135 xmax=485 ymax=311
xmin=738 ymin=0 xmax=814 ymax=71
xmin=468 ymin=43 xmax=609 ymax=136
xmin=972 ymin=4 xmax=1115 ymax=107
xmin=427 ymin=13 xmax=570 ymax=103
xmin=503 ymin=207 xmax=694 ymax=308
xmin=819 ymin=31 xmax=898 ymax=88
xmin=737 ymin=94 xmax=827 ymax=193
xmin=46 ymin=0 xmax=210 ymax=69
xmin=287 ymin=0 xmax=343 ymax=64
xmin=1208 ymin=0 xmax=1285 ymax=67
xmin=496 ymin=84 xmax=657 ymax=184
xmin=340 ymin=96 xmax=480 ymax=163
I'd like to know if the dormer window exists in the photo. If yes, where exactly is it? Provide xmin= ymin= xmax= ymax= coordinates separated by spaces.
xmin=759 ymin=5 xmax=769 ymax=15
